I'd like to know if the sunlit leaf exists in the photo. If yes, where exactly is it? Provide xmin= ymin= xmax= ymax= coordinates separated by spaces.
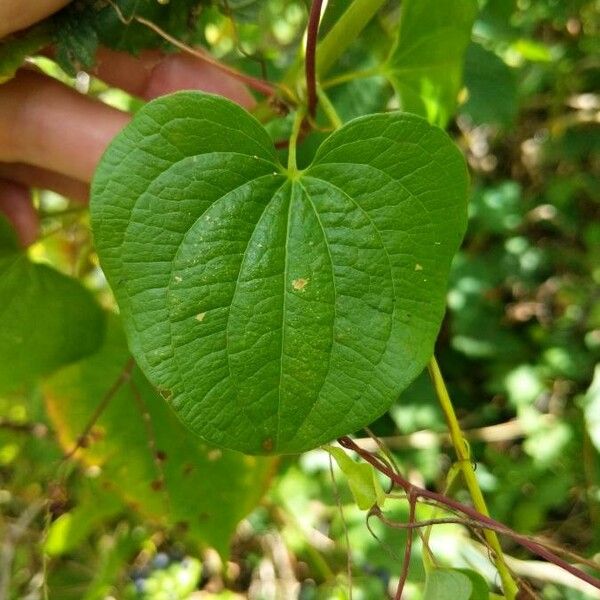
xmin=386 ymin=0 xmax=478 ymax=126
xmin=44 ymin=317 xmax=276 ymax=556
xmin=326 ymin=446 xmax=386 ymax=510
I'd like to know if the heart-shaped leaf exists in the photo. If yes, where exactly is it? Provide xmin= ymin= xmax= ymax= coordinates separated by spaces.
xmin=91 ymin=92 xmax=468 ymax=454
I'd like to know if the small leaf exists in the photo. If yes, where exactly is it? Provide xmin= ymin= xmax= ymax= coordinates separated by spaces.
xmin=456 ymin=568 xmax=489 ymax=600
xmin=44 ymin=318 xmax=275 ymax=556
xmin=0 ymin=241 xmax=105 ymax=392
xmin=91 ymin=92 xmax=468 ymax=454
xmin=423 ymin=568 xmax=473 ymax=600
xmin=326 ymin=446 xmax=385 ymax=509
xmin=386 ymin=0 xmax=478 ymax=127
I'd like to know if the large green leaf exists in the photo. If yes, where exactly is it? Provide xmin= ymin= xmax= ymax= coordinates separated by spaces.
xmin=386 ymin=0 xmax=478 ymax=127
xmin=44 ymin=318 xmax=275 ymax=556
xmin=0 ymin=219 xmax=104 ymax=392
xmin=91 ymin=92 xmax=468 ymax=454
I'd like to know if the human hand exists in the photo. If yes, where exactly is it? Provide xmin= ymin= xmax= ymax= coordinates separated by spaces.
xmin=0 ymin=0 xmax=253 ymax=246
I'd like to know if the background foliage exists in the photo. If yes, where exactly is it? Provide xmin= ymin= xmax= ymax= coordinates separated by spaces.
xmin=0 ymin=0 xmax=599 ymax=598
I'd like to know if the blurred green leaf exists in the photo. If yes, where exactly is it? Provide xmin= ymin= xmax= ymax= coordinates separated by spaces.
xmin=386 ymin=0 xmax=478 ymax=126
xmin=461 ymin=42 xmax=518 ymax=127
xmin=423 ymin=568 xmax=472 ymax=600
xmin=43 ymin=317 xmax=276 ymax=556
xmin=583 ymin=365 xmax=600 ymax=453
xmin=0 ymin=243 xmax=105 ymax=393
xmin=456 ymin=568 xmax=489 ymax=599
xmin=44 ymin=482 xmax=123 ymax=557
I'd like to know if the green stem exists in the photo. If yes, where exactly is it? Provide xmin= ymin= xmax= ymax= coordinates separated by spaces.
xmin=316 ymin=0 xmax=387 ymax=78
xmin=428 ymin=357 xmax=519 ymax=599
xmin=287 ymin=109 xmax=306 ymax=173
xmin=317 ymin=87 xmax=343 ymax=129
xmin=422 ymin=461 xmax=462 ymax=569
xmin=321 ymin=66 xmax=383 ymax=89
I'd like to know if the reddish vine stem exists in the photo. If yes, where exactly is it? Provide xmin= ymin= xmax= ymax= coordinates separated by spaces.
xmin=395 ymin=491 xmax=416 ymax=599
xmin=305 ymin=0 xmax=324 ymax=119
xmin=337 ymin=436 xmax=600 ymax=592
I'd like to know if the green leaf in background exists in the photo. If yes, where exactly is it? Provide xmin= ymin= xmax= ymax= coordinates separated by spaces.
xmin=44 ymin=317 xmax=274 ymax=557
xmin=461 ymin=42 xmax=518 ymax=127
xmin=44 ymin=482 xmax=124 ymax=557
xmin=423 ymin=568 xmax=473 ymax=600
xmin=0 ymin=25 xmax=51 ymax=83
xmin=91 ymin=92 xmax=468 ymax=454
xmin=386 ymin=0 xmax=478 ymax=127
xmin=0 ymin=219 xmax=105 ymax=393
xmin=582 ymin=365 xmax=600 ymax=453
xmin=456 ymin=568 xmax=490 ymax=600
xmin=326 ymin=446 xmax=386 ymax=510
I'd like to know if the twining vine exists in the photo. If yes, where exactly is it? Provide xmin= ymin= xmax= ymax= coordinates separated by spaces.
xmin=3 ymin=0 xmax=598 ymax=597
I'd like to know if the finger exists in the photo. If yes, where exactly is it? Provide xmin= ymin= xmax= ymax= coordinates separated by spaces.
xmin=0 ymin=69 xmax=130 ymax=183
xmin=93 ymin=48 xmax=256 ymax=108
xmin=0 ymin=179 xmax=39 ymax=247
xmin=0 ymin=163 xmax=88 ymax=203
xmin=0 ymin=0 xmax=70 ymax=38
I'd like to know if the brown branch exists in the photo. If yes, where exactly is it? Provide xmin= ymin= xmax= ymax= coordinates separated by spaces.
xmin=129 ymin=379 xmax=171 ymax=511
xmin=305 ymin=0 xmax=324 ymax=118
xmin=107 ymin=1 xmax=276 ymax=97
xmin=0 ymin=418 xmax=48 ymax=438
xmin=62 ymin=358 xmax=134 ymax=461
xmin=353 ymin=416 xmax=555 ymax=451
xmin=337 ymin=436 xmax=600 ymax=592
xmin=135 ymin=16 xmax=276 ymax=97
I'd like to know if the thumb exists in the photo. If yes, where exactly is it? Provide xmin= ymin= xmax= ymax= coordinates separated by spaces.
xmin=0 ymin=0 xmax=71 ymax=38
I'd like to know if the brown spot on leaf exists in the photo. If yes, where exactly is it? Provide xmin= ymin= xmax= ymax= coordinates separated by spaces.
xmin=150 ymin=478 xmax=164 ymax=491
xmin=292 ymin=278 xmax=308 ymax=291
xmin=262 ymin=438 xmax=274 ymax=452
xmin=156 ymin=450 xmax=167 ymax=462
xmin=207 ymin=449 xmax=222 ymax=461
xmin=89 ymin=426 xmax=105 ymax=442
